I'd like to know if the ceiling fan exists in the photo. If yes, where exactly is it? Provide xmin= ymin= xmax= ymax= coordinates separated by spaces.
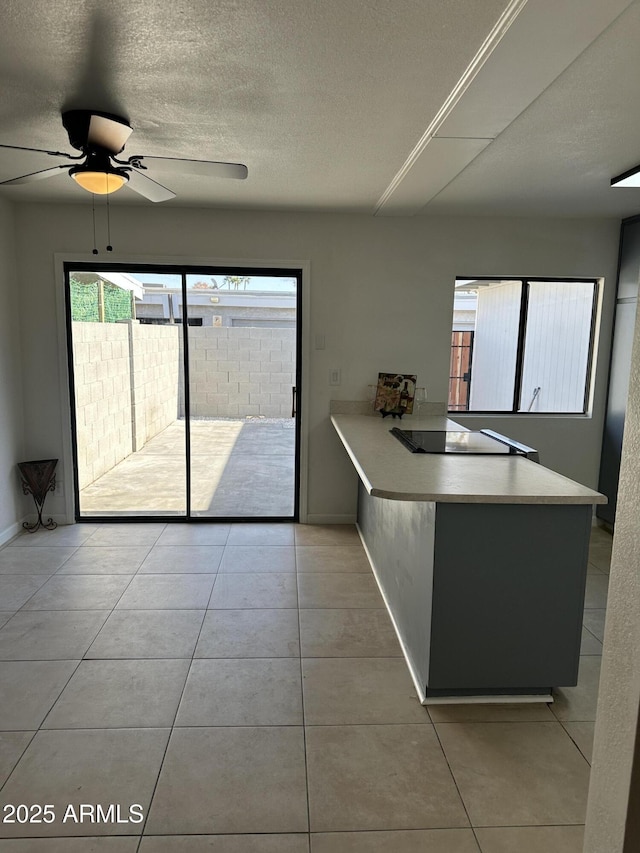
xmin=0 ymin=110 xmax=248 ymax=202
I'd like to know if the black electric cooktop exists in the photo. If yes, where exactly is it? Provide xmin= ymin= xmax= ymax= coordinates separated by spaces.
xmin=390 ymin=429 xmax=523 ymax=455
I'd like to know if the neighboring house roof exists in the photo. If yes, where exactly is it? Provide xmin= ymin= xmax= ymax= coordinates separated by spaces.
xmin=98 ymin=272 xmax=145 ymax=301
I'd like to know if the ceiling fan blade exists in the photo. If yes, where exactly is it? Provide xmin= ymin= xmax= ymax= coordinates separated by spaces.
xmin=0 ymin=164 xmax=69 ymax=186
xmin=0 ymin=142 xmax=79 ymax=160
xmin=88 ymin=113 xmax=132 ymax=154
xmin=131 ymin=155 xmax=248 ymax=180
xmin=126 ymin=168 xmax=176 ymax=202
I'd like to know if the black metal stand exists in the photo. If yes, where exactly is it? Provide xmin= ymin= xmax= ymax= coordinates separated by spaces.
xmin=18 ymin=459 xmax=58 ymax=533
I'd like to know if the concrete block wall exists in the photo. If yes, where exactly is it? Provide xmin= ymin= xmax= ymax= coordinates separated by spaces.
xmin=72 ymin=321 xmax=291 ymax=490
xmin=129 ymin=323 xmax=181 ymax=450
xmin=72 ymin=321 xmax=180 ymax=489
xmin=72 ymin=322 xmax=132 ymax=490
xmin=180 ymin=326 xmax=296 ymax=418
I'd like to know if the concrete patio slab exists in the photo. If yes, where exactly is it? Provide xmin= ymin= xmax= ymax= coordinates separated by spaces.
xmin=79 ymin=418 xmax=295 ymax=518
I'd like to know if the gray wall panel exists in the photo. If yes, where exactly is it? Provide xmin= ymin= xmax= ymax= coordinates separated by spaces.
xmin=358 ymin=487 xmax=591 ymax=698
xmin=429 ymin=502 xmax=591 ymax=690
xmin=358 ymin=482 xmax=434 ymax=690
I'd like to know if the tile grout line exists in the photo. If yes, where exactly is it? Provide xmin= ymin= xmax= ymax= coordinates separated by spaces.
xmin=0 ymin=534 xmax=148 ymax=799
xmin=0 ymin=542 xmax=140 ymax=803
xmin=581 ymin=623 xmax=602 ymax=647
xmin=79 ymin=564 xmax=153 ymax=657
xmin=131 ymin=527 xmax=298 ymax=847
xmin=294 ymin=533 xmax=313 ymax=851
xmin=294 ymin=530 xmax=375 ymax=847
xmin=0 ymin=528 xmax=163 ymax=842
xmin=0 ymin=655 xmax=88 ymax=797
xmin=0 ymin=729 xmax=38 ymax=798
xmin=134 ymin=528 xmax=244 ymax=846
xmin=429 ymin=721 xmax=483 ymax=850
xmin=0 ymin=540 xmax=84 ymax=619
xmin=0 ymin=525 xmax=607 ymax=844
xmin=560 ymin=721 xmax=594 ymax=767
xmin=133 ymin=551 xmax=218 ymax=849
xmin=0 ymin=573 xmax=51 ymax=615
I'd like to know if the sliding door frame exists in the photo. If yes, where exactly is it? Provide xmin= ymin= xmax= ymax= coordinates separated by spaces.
xmin=58 ymin=255 xmax=308 ymax=524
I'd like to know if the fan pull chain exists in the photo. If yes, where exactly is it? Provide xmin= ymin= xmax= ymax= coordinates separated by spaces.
xmin=91 ymin=194 xmax=98 ymax=255
xmin=106 ymin=188 xmax=113 ymax=252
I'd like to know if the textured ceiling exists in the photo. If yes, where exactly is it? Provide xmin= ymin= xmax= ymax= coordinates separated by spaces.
xmin=1 ymin=0 xmax=640 ymax=217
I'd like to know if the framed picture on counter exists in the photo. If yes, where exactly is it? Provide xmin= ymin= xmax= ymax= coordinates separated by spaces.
xmin=374 ymin=372 xmax=417 ymax=417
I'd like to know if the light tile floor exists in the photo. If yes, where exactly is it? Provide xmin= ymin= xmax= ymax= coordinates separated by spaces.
xmin=0 ymin=521 xmax=611 ymax=851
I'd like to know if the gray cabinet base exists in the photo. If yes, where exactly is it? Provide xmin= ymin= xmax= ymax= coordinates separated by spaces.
xmin=357 ymin=482 xmax=591 ymax=702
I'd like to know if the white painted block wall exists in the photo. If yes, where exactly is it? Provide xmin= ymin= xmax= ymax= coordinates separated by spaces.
xmin=72 ymin=322 xmax=132 ymax=490
xmin=72 ymin=322 xmax=180 ymax=489
xmin=180 ymin=326 xmax=296 ymax=418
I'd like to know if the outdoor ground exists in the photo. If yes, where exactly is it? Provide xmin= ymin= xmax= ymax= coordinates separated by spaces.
xmin=79 ymin=418 xmax=295 ymax=518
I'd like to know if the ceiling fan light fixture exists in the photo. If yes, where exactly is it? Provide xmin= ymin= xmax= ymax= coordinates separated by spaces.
xmin=611 ymin=165 xmax=640 ymax=188
xmin=1 ymin=108 xmax=245 ymax=202
xmin=69 ymin=166 xmax=129 ymax=195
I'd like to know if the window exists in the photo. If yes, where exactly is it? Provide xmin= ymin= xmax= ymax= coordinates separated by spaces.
xmin=449 ymin=278 xmax=597 ymax=414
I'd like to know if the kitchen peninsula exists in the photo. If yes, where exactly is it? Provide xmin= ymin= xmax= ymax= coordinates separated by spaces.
xmin=331 ymin=411 xmax=606 ymax=704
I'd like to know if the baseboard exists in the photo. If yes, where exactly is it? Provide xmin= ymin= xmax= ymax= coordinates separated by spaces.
xmin=593 ymin=515 xmax=613 ymax=534
xmin=0 ymin=517 xmax=28 ymax=547
xmin=304 ymin=513 xmax=357 ymax=524
xmin=18 ymin=514 xmax=70 ymax=533
xmin=5 ymin=512 xmax=360 ymax=534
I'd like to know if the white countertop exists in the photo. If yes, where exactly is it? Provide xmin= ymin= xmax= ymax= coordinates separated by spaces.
xmin=331 ymin=414 xmax=607 ymax=504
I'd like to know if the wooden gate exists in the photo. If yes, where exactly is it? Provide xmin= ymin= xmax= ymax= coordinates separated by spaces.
xmin=448 ymin=331 xmax=474 ymax=411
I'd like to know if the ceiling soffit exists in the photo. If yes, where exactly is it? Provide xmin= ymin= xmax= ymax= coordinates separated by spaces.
xmin=375 ymin=0 xmax=636 ymax=216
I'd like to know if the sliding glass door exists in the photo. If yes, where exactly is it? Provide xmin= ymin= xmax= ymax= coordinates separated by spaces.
xmin=65 ymin=264 xmax=300 ymax=521
xmin=184 ymin=271 xmax=298 ymax=518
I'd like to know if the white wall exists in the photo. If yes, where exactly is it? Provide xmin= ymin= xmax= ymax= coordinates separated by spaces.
xmin=0 ymin=199 xmax=26 ymax=542
xmin=13 ymin=203 xmax=619 ymax=520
